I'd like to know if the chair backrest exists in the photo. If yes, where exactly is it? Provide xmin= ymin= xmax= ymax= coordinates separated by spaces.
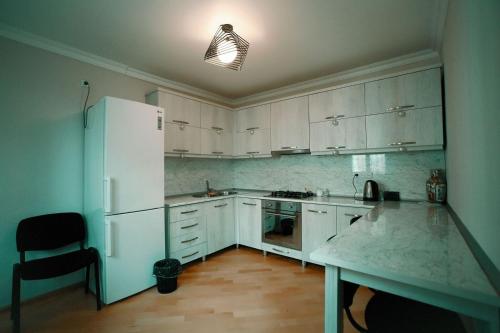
xmin=16 ymin=213 xmax=85 ymax=254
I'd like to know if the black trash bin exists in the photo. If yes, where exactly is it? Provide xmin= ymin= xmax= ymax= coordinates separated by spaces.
xmin=153 ymin=259 xmax=182 ymax=294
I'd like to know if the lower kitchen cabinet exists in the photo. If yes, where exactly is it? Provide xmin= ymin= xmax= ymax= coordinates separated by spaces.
xmin=302 ymin=204 xmax=337 ymax=265
xmin=336 ymin=206 xmax=372 ymax=233
xmin=168 ymin=204 xmax=207 ymax=265
xmin=236 ymin=198 xmax=262 ymax=249
xmin=206 ymin=198 xmax=235 ymax=254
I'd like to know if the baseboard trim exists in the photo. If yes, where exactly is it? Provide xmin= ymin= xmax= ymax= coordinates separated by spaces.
xmin=447 ymin=205 xmax=500 ymax=294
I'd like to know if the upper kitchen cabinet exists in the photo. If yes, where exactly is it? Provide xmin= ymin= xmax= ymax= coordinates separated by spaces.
xmin=147 ymin=90 xmax=201 ymax=126
xmin=365 ymin=68 xmax=442 ymax=115
xmin=271 ymin=96 xmax=310 ymax=151
xmin=309 ymin=84 xmax=365 ymax=123
xmin=201 ymin=103 xmax=233 ymax=132
xmin=310 ymin=117 xmax=366 ymax=155
xmin=234 ymin=128 xmax=271 ymax=158
xmin=164 ymin=122 xmax=201 ymax=155
xmin=366 ymin=106 xmax=444 ymax=151
xmin=200 ymin=128 xmax=233 ymax=157
xmin=235 ymin=104 xmax=271 ymax=132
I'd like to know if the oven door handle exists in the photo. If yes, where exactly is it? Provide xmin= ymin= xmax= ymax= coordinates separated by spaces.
xmin=264 ymin=212 xmax=298 ymax=218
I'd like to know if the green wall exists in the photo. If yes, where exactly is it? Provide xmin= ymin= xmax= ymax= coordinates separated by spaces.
xmin=441 ymin=0 xmax=500 ymax=269
xmin=0 ymin=36 xmax=158 ymax=308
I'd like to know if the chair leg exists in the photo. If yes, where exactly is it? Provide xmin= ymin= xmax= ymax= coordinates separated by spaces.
xmin=85 ymin=265 xmax=90 ymax=294
xmin=12 ymin=264 xmax=21 ymax=333
xmin=94 ymin=260 xmax=101 ymax=311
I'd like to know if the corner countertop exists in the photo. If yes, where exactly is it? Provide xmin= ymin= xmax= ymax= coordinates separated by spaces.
xmin=164 ymin=190 xmax=378 ymax=209
xmin=310 ymin=201 xmax=499 ymax=306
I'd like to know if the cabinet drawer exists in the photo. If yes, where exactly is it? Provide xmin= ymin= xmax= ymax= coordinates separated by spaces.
xmin=262 ymin=243 xmax=302 ymax=261
xmin=171 ymin=243 xmax=207 ymax=265
xmin=170 ymin=231 xmax=206 ymax=253
xmin=170 ymin=204 xmax=203 ymax=222
xmin=169 ymin=216 xmax=205 ymax=238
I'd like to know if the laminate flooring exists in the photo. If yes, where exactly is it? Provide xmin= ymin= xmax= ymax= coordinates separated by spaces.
xmin=0 ymin=247 xmax=373 ymax=333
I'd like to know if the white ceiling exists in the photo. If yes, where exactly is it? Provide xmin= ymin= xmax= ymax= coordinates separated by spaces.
xmin=0 ymin=0 xmax=444 ymax=99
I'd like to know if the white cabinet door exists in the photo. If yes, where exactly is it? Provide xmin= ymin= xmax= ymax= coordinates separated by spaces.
xmin=164 ymin=123 xmax=201 ymax=154
xmin=104 ymin=208 xmax=164 ymax=304
xmin=235 ymin=104 xmax=271 ymax=132
xmin=336 ymin=206 xmax=371 ymax=233
xmin=271 ymin=96 xmax=310 ymax=151
xmin=366 ymin=107 xmax=443 ymax=150
xmin=302 ymin=204 xmax=337 ymax=265
xmin=365 ymin=68 xmax=441 ymax=115
xmin=234 ymin=128 xmax=271 ymax=157
xmin=206 ymin=199 xmax=235 ymax=254
xmin=151 ymin=91 xmax=201 ymax=126
xmin=201 ymin=103 xmax=233 ymax=132
xmin=236 ymin=198 xmax=262 ymax=249
xmin=310 ymin=117 xmax=366 ymax=154
xmin=309 ymin=84 xmax=365 ymax=122
xmin=200 ymin=128 xmax=233 ymax=156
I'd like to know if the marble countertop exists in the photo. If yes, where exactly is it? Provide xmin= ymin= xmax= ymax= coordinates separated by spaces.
xmin=310 ymin=201 xmax=499 ymax=306
xmin=164 ymin=190 xmax=377 ymax=209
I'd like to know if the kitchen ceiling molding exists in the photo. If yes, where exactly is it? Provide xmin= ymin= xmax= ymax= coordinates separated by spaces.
xmin=0 ymin=22 xmax=441 ymax=110
xmin=431 ymin=0 xmax=449 ymax=51
xmin=0 ymin=22 xmax=233 ymax=107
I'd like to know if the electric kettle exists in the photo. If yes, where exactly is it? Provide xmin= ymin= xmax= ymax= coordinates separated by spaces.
xmin=363 ymin=180 xmax=380 ymax=201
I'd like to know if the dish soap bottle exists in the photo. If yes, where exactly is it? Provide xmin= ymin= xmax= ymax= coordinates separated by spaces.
xmin=426 ymin=169 xmax=446 ymax=203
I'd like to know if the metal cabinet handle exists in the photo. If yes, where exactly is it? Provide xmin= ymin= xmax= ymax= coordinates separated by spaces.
xmin=266 ymin=212 xmax=296 ymax=218
xmin=181 ymin=237 xmax=199 ymax=244
xmin=211 ymin=126 xmax=224 ymax=131
xmin=246 ymin=151 xmax=260 ymax=154
xmin=325 ymin=114 xmax=345 ymax=120
xmin=173 ymin=149 xmax=189 ymax=153
xmin=344 ymin=213 xmax=361 ymax=217
xmin=173 ymin=120 xmax=189 ymax=125
xmin=387 ymin=105 xmax=415 ymax=112
xmin=212 ymin=151 xmax=223 ymax=155
xmin=389 ymin=141 xmax=416 ymax=146
xmin=180 ymin=223 xmax=199 ymax=229
xmin=246 ymin=127 xmax=259 ymax=131
xmin=272 ymin=247 xmax=286 ymax=253
xmin=182 ymin=251 xmax=199 ymax=259
xmin=242 ymin=202 xmax=257 ymax=206
xmin=308 ymin=209 xmax=328 ymax=214
xmin=326 ymin=146 xmax=346 ymax=150
xmin=281 ymin=146 xmax=298 ymax=150
xmin=180 ymin=209 xmax=198 ymax=214
xmin=214 ymin=203 xmax=228 ymax=208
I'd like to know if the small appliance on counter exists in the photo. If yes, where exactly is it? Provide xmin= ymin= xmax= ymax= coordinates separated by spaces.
xmin=363 ymin=180 xmax=380 ymax=201
xmin=426 ymin=169 xmax=446 ymax=203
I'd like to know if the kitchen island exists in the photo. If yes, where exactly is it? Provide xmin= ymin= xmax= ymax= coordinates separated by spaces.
xmin=310 ymin=201 xmax=500 ymax=333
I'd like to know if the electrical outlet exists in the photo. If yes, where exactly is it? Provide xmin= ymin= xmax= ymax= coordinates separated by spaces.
xmin=80 ymin=80 xmax=89 ymax=87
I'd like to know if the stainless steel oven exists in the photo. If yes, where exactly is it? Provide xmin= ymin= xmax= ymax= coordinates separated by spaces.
xmin=262 ymin=200 xmax=302 ymax=251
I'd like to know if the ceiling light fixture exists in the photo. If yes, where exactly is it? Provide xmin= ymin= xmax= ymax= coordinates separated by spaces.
xmin=204 ymin=24 xmax=249 ymax=71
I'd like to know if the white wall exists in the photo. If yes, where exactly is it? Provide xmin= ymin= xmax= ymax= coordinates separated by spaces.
xmin=0 ymin=36 xmax=159 ymax=308
xmin=441 ymin=0 xmax=500 ymax=269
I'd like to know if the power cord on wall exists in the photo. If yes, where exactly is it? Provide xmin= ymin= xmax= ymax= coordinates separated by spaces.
xmin=81 ymin=80 xmax=91 ymax=128
xmin=352 ymin=173 xmax=359 ymax=200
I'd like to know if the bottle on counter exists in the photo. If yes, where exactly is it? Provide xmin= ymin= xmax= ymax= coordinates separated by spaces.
xmin=426 ymin=169 xmax=447 ymax=203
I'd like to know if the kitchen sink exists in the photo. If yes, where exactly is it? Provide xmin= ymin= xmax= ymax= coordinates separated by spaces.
xmin=192 ymin=191 xmax=237 ymax=198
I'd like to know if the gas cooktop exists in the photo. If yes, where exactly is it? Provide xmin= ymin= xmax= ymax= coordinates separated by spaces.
xmin=267 ymin=191 xmax=314 ymax=199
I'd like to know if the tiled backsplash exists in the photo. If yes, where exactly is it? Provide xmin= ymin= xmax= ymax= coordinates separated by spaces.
xmin=165 ymin=151 xmax=445 ymax=200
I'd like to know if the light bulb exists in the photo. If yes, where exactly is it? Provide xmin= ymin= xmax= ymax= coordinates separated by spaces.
xmin=217 ymin=38 xmax=237 ymax=64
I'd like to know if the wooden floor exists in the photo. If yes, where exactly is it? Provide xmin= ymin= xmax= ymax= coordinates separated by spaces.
xmin=0 ymin=247 xmax=373 ymax=333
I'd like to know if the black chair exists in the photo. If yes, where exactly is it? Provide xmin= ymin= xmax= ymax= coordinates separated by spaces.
xmin=11 ymin=213 xmax=101 ymax=333
xmin=343 ymin=215 xmax=465 ymax=333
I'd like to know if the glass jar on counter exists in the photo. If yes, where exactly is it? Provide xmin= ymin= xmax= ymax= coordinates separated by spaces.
xmin=426 ymin=169 xmax=446 ymax=203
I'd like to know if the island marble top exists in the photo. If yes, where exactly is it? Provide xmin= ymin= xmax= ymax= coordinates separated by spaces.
xmin=310 ymin=201 xmax=499 ymax=306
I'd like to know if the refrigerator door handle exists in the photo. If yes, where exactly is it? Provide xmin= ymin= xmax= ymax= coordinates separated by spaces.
xmin=105 ymin=218 xmax=113 ymax=257
xmin=104 ymin=177 xmax=112 ymax=214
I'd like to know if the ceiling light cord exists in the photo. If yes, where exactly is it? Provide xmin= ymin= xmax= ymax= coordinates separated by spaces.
xmin=82 ymin=83 xmax=91 ymax=129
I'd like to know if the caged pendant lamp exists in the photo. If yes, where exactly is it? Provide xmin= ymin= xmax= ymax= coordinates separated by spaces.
xmin=204 ymin=24 xmax=249 ymax=71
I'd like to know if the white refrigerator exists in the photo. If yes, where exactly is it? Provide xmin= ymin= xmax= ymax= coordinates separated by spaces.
xmin=84 ymin=96 xmax=165 ymax=304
